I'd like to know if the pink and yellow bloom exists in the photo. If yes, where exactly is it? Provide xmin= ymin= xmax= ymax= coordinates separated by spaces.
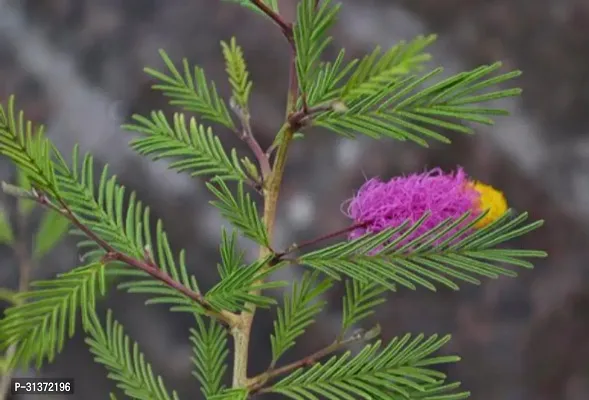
xmin=345 ymin=167 xmax=507 ymax=245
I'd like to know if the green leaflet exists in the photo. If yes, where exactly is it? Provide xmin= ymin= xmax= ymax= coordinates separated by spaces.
xmin=341 ymin=279 xmax=387 ymax=334
xmin=85 ymin=309 xmax=179 ymax=400
xmin=124 ymin=111 xmax=248 ymax=182
xmin=314 ymin=63 xmax=522 ymax=146
xmin=270 ymin=271 xmax=332 ymax=366
xmin=205 ymin=256 xmax=286 ymax=313
xmin=267 ymin=334 xmax=467 ymax=400
xmin=190 ymin=315 xmax=229 ymax=398
xmin=340 ymin=36 xmax=435 ymax=100
xmin=52 ymin=146 xmax=146 ymax=261
xmin=217 ymin=228 xmax=245 ymax=279
xmin=307 ymin=35 xmax=435 ymax=107
xmin=209 ymin=388 xmax=249 ymax=400
xmin=293 ymin=0 xmax=341 ymax=95
xmin=298 ymin=210 xmax=546 ymax=291
xmin=202 ymin=228 xmax=285 ymax=314
xmin=221 ymin=37 xmax=253 ymax=109
xmin=0 ymin=263 xmax=107 ymax=368
xmin=144 ymin=50 xmax=234 ymax=129
xmin=51 ymin=146 xmax=207 ymax=317
xmin=0 ymin=96 xmax=59 ymax=197
xmin=206 ymin=180 xmax=269 ymax=246
xmin=114 ymin=223 xmax=204 ymax=315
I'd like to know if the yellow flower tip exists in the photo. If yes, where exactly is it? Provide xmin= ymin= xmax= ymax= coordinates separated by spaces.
xmin=469 ymin=181 xmax=508 ymax=228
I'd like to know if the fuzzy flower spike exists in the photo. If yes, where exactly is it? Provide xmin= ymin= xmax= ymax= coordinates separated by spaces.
xmin=345 ymin=167 xmax=508 ymax=246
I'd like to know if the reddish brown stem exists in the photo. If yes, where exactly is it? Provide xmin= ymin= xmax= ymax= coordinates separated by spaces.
xmin=230 ymin=100 xmax=272 ymax=181
xmin=277 ymin=221 xmax=369 ymax=257
xmin=244 ymin=134 xmax=271 ymax=180
xmin=250 ymin=0 xmax=293 ymax=37
xmin=37 ymin=194 xmax=239 ymax=327
xmin=248 ymin=331 xmax=368 ymax=395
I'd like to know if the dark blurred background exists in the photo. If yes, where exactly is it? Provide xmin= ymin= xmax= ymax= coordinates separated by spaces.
xmin=0 ymin=0 xmax=588 ymax=399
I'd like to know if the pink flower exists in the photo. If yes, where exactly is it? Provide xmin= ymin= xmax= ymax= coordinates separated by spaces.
xmin=344 ymin=167 xmax=482 ymax=247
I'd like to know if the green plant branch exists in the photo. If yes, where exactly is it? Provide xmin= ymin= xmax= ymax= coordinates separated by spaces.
xmin=265 ymin=57 xmax=301 ymax=159
xmin=231 ymin=118 xmax=296 ymax=388
xmin=247 ymin=327 xmax=376 ymax=395
xmin=0 ymin=200 xmax=32 ymax=400
xmin=23 ymin=190 xmax=240 ymax=328
xmin=231 ymin=2 xmax=303 ymax=386
xmin=232 ymin=0 xmax=341 ymax=386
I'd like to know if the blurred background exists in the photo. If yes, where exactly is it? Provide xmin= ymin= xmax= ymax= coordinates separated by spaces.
xmin=0 ymin=0 xmax=588 ymax=399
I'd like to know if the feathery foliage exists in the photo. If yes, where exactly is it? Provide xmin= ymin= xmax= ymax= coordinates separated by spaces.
xmin=209 ymin=388 xmax=249 ymax=400
xmin=85 ymin=309 xmax=179 ymax=400
xmin=0 ymin=165 xmax=73 ymax=391
xmin=270 ymin=271 xmax=333 ymax=366
xmin=306 ymin=34 xmax=435 ymax=107
xmin=206 ymin=256 xmax=286 ymax=312
xmin=0 ymin=0 xmax=547 ymax=397
xmin=217 ymin=228 xmax=245 ymax=279
xmin=0 ymin=96 xmax=58 ymax=196
xmin=53 ymin=146 xmax=147 ymax=261
xmin=145 ymin=50 xmax=235 ymax=129
xmin=124 ymin=111 xmax=248 ymax=181
xmin=0 ymin=263 xmax=107 ymax=368
xmin=113 ymin=237 xmax=204 ymax=316
xmin=341 ymin=279 xmax=387 ymax=334
xmin=55 ymin=147 xmax=206 ymax=317
xmin=267 ymin=334 xmax=468 ymax=399
xmin=313 ymin=63 xmax=522 ymax=146
xmin=206 ymin=180 xmax=269 ymax=245
xmin=293 ymin=0 xmax=341 ymax=95
xmin=298 ymin=210 xmax=545 ymax=291
xmin=0 ymin=94 xmax=211 ymax=330
xmin=222 ymin=38 xmax=253 ymax=110
xmin=190 ymin=315 xmax=229 ymax=398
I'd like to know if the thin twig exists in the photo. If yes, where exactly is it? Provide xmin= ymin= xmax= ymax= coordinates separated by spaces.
xmin=249 ymin=0 xmax=292 ymax=37
xmin=230 ymin=99 xmax=271 ymax=181
xmin=276 ymin=221 xmax=368 ymax=258
xmin=29 ymin=192 xmax=240 ymax=328
xmin=248 ymin=328 xmax=375 ymax=395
